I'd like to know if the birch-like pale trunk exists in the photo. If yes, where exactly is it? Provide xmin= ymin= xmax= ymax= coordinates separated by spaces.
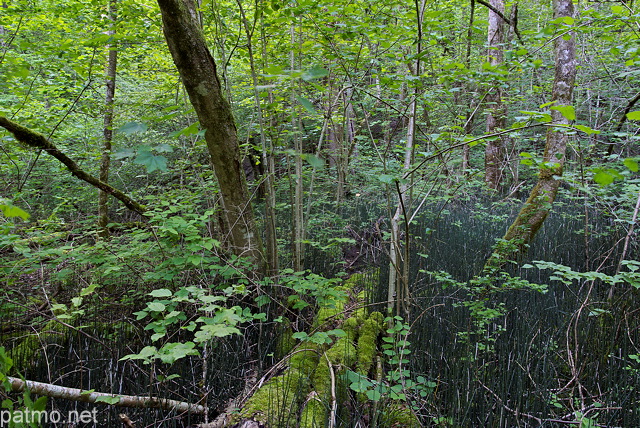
xmin=484 ymin=0 xmax=507 ymax=190
xmin=387 ymin=0 xmax=425 ymax=317
xmin=237 ymin=1 xmax=278 ymax=276
xmin=7 ymin=377 xmax=205 ymax=414
xmin=290 ymin=22 xmax=304 ymax=272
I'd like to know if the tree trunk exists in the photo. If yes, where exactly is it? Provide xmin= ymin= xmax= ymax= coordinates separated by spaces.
xmin=387 ymin=0 xmax=424 ymax=317
xmin=484 ymin=0 xmax=507 ymax=191
xmin=157 ymin=0 xmax=263 ymax=269
xmin=237 ymin=0 xmax=278 ymax=276
xmin=485 ymin=0 xmax=576 ymax=268
xmin=98 ymin=0 xmax=118 ymax=239
xmin=290 ymin=21 xmax=305 ymax=272
xmin=461 ymin=0 xmax=476 ymax=174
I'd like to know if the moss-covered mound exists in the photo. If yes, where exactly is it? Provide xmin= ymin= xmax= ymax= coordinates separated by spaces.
xmin=231 ymin=272 xmax=421 ymax=427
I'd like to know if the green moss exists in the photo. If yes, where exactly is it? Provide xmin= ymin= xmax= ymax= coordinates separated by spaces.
xmin=378 ymin=401 xmax=421 ymax=427
xmin=232 ymin=368 xmax=309 ymax=426
xmin=290 ymin=348 xmax=319 ymax=375
xmin=357 ymin=311 xmax=383 ymax=376
xmin=235 ymin=270 xmax=391 ymax=426
xmin=326 ymin=338 xmax=356 ymax=368
xmin=342 ymin=317 xmax=359 ymax=342
xmin=299 ymin=393 xmax=328 ymax=428
xmin=9 ymin=319 xmax=68 ymax=368
xmin=352 ymin=305 xmax=368 ymax=324
xmin=314 ymin=305 xmax=343 ymax=329
xmin=275 ymin=318 xmax=295 ymax=359
xmin=311 ymin=356 xmax=332 ymax=398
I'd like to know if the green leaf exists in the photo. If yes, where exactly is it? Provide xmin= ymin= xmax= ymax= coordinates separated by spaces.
xmin=113 ymin=148 xmax=136 ymax=160
xmin=80 ymin=283 xmax=99 ymax=296
xmin=593 ymin=171 xmax=615 ymax=186
xmin=134 ymin=151 xmax=168 ymax=173
xmin=158 ymin=342 xmax=199 ymax=363
xmin=120 ymin=346 xmax=157 ymax=361
xmin=255 ymin=294 xmax=271 ymax=307
xmin=574 ymin=124 xmax=599 ymax=135
xmin=0 ymin=203 xmax=30 ymax=220
xmin=194 ymin=324 xmax=241 ymax=342
xmin=295 ymin=96 xmax=316 ymax=114
xmin=169 ymin=122 xmax=201 ymax=137
xmin=95 ymin=395 xmax=122 ymax=405
xmin=117 ymin=122 xmax=148 ymax=134
xmin=327 ymin=329 xmax=347 ymax=338
xmin=550 ymin=105 xmax=575 ymax=121
xmin=627 ymin=111 xmax=640 ymax=121
xmin=301 ymin=66 xmax=328 ymax=81
xmin=624 ymin=158 xmax=639 ymax=172
xmin=153 ymin=143 xmax=174 ymax=153
xmin=149 ymin=288 xmax=173 ymax=298
xmin=292 ymin=332 xmax=309 ymax=340
xmin=366 ymin=388 xmax=382 ymax=401
xmin=377 ymin=174 xmax=395 ymax=184
xmin=147 ymin=302 xmax=166 ymax=312
xmin=302 ymin=153 xmax=325 ymax=168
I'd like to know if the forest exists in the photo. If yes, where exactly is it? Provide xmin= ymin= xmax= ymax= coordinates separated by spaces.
xmin=1 ymin=0 xmax=639 ymax=426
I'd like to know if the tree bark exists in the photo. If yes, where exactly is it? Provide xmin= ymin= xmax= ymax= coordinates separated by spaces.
xmin=485 ymin=0 xmax=576 ymax=268
xmin=0 ymin=116 xmax=146 ymax=216
xmin=157 ymin=0 xmax=263 ymax=269
xmin=98 ymin=0 xmax=118 ymax=238
xmin=484 ymin=0 xmax=506 ymax=190
xmin=236 ymin=0 xmax=278 ymax=277
xmin=290 ymin=21 xmax=305 ymax=272
xmin=7 ymin=376 xmax=205 ymax=414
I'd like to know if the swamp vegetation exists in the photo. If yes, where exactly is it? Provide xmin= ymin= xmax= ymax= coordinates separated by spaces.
xmin=1 ymin=0 xmax=640 ymax=426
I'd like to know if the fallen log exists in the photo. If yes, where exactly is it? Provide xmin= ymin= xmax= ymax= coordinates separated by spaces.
xmin=7 ymin=377 xmax=206 ymax=415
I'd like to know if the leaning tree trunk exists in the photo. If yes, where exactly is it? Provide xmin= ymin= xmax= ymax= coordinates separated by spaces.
xmin=157 ymin=0 xmax=263 ymax=269
xmin=485 ymin=0 xmax=576 ymax=269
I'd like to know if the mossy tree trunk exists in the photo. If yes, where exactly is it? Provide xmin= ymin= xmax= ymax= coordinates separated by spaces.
xmin=157 ymin=0 xmax=264 ymax=270
xmin=485 ymin=0 xmax=576 ymax=269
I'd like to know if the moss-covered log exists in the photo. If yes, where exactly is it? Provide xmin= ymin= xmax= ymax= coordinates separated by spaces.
xmin=0 ymin=116 xmax=146 ymax=216
xmin=224 ymin=273 xmax=420 ymax=428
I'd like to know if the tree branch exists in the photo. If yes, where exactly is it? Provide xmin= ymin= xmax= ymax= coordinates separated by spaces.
xmin=7 ymin=377 xmax=205 ymax=414
xmin=0 ymin=116 xmax=146 ymax=216
xmin=476 ymin=0 xmax=523 ymax=43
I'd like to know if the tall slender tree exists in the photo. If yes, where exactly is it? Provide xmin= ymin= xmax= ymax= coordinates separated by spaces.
xmin=98 ymin=0 xmax=118 ymax=238
xmin=484 ymin=0 xmax=507 ymax=190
